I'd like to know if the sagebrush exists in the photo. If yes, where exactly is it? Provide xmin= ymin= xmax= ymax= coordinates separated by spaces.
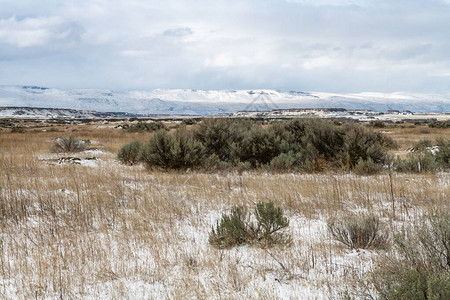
xmin=209 ymin=201 xmax=290 ymax=249
xmin=327 ymin=214 xmax=390 ymax=250
xmin=371 ymin=211 xmax=450 ymax=299
xmin=51 ymin=135 xmax=87 ymax=153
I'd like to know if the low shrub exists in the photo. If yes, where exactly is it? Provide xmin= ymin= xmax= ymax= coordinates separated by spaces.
xmin=51 ymin=136 xmax=87 ymax=153
xmin=209 ymin=201 xmax=290 ymax=249
xmin=209 ymin=206 xmax=249 ymax=249
xmin=435 ymin=137 xmax=450 ymax=169
xmin=371 ymin=211 xmax=450 ymax=299
xmin=117 ymin=118 xmax=395 ymax=172
xmin=182 ymin=118 xmax=198 ymax=125
xmin=394 ymin=154 xmax=438 ymax=173
xmin=428 ymin=120 xmax=450 ymax=128
xmin=394 ymin=138 xmax=449 ymax=172
xmin=270 ymin=152 xmax=300 ymax=170
xmin=140 ymin=128 xmax=205 ymax=170
xmin=327 ymin=214 xmax=389 ymax=250
xmin=353 ymin=157 xmax=384 ymax=175
xmin=251 ymin=201 xmax=290 ymax=245
xmin=10 ymin=126 xmax=25 ymax=133
xmin=122 ymin=121 xmax=168 ymax=132
xmin=369 ymin=120 xmax=385 ymax=128
xmin=339 ymin=123 xmax=387 ymax=169
xmin=117 ymin=140 xmax=143 ymax=165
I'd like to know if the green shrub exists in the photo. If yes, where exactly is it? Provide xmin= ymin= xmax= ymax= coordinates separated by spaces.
xmin=51 ymin=135 xmax=87 ymax=153
xmin=117 ymin=118 xmax=393 ymax=172
xmin=122 ymin=121 xmax=168 ymax=132
xmin=353 ymin=157 xmax=384 ymax=175
xmin=371 ymin=211 xmax=450 ymax=299
xmin=117 ymin=140 xmax=143 ymax=165
xmin=10 ymin=126 xmax=25 ymax=133
xmin=270 ymin=152 xmax=300 ymax=170
xmin=140 ymin=128 xmax=205 ymax=170
xmin=435 ymin=137 xmax=449 ymax=169
xmin=394 ymin=153 xmax=438 ymax=173
xmin=140 ymin=130 xmax=173 ymax=168
xmin=209 ymin=201 xmax=290 ymax=249
xmin=428 ymin=120 xmax=450 ymax=128
xmin=394 ymin=138 xmax=449 ymax=173
xmin=338 ymin=123 xmax=387 ymax=169
xmin=209 ymin=206 xmax=249 ymax=249
xmin=327 ymin=214 xmax=389 ymax=250
xmin=230 ymin=125 xmax=280 ymax=167
xmin=182 ymin=118 xmax=198 ymax=125
xmin=376 ymin=131 xmax=399 ymax=150
xmin=251 ymin=201 xmax=290 ymax=245
xmin=369 ymin=120 xmax=385 ymax=128
xmin=194 ymin=118 xmax=252 ymax=163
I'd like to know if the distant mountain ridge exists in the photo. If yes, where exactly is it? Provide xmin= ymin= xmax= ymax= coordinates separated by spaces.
xmin=0 ymin=85 xmax=449 ymax=115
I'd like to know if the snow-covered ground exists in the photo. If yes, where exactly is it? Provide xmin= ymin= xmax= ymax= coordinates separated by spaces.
xmin=1 ymin=141 xmax=448 ymax=298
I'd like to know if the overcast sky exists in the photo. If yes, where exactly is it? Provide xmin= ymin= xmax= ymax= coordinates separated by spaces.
xmin=1 ymin=0 xmax=450 ymax=93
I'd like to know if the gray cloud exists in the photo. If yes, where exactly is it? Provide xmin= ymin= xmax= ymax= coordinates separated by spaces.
xmin=0 ymin=16 xmax=83 ymax=48
xmin=0 ymin=0 xmax=449 ymax=93
xmin=163 ymin=27 xmax=193 ymax=37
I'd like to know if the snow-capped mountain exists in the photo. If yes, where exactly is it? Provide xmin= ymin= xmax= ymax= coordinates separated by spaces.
xmin=0 ymin=85 xmax=449 ymax=115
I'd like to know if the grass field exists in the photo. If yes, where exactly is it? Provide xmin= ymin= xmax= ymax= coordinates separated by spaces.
xmin=0 ymin=120 xmax=448 ymax=299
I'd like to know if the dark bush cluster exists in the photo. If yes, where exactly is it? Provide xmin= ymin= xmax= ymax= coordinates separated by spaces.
xmin=369 ymin=120 xmax=386 ymax=128
xmin=428 ymin=120 xmax=449 ymax=128
xmin=118 ymin=118 xmax=394 ymax=172
xmin=208 ymin=201 xmax=290 ymax=249
xmin=10 ymin=125 xmax=25 ymax=133
xmin=117 ymin=140 xmax=143 ymax=165
xmin=121 ymin=121 xmax=168 ymax=132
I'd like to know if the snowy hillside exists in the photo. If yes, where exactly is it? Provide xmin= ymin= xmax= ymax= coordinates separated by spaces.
xmin=0 ymin=86 xmax=449 ymax=115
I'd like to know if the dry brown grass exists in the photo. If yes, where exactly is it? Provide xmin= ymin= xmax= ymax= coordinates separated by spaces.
xmin=0 ymin=121 xmax=448 ymax=298
xmin=384 ymin=124 xmax=450 ymax=150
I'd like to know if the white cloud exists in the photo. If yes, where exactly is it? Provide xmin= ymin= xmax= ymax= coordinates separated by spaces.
xmin=120 ymin=50 xmax=153 ymax=58
xmin=302 ymin=56 xmax=333 ymax=69
xmin=0 ymin=16 xmax=82 ymax=48
xmin=163 ymin=27 xmax=193 ymax=37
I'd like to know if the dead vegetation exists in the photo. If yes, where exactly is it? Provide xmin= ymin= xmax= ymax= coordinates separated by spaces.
xmin=0 ymin=119 xmax=448 ymax=298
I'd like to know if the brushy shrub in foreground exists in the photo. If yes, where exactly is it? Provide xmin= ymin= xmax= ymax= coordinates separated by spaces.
xmin=371 ymin=211 xmax=450 ymax=299
xmin=140 ymin=128 xmax=205 ymax=170
xmin=51 ymin=136 xmax=87 ymax=153
xmin=117 ymin=140 xmax=143 ymax=165
xmin=209 ymin=201 xmax=290 ymax=249
xmin=327 ymin=214 xmax=389 ymax=250
xmin=209 ymin=206 xmax=249 ymax=249
xmin=251 ymin=201 xmax=290 ymax=245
